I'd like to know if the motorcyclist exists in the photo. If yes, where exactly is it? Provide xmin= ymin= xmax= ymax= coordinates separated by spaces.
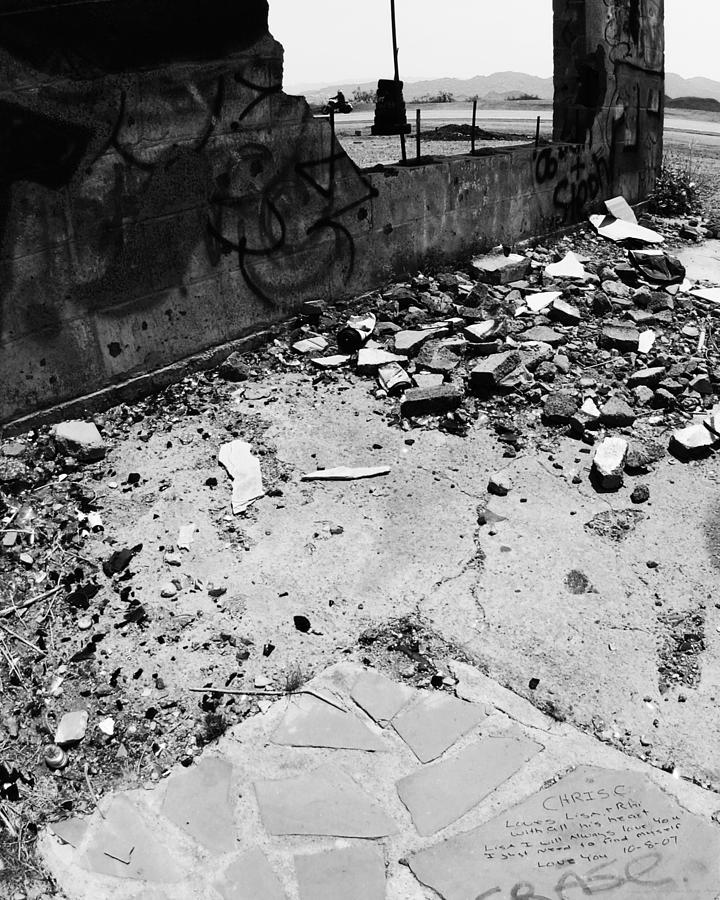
xmin=327 ymin=90 xmax=353 ymax=114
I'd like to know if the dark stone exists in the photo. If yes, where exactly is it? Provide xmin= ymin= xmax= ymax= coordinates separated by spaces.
xmin=631 ymin=484 xmax=650 ymax=504
xmin=218 ymin=352 xmax=250 ymax=382
xmin=470 ymin=351 xmax=522 ymax=390
xmin=599 ymin=397 xmax=636 ymax=427
xmin=543 ymin=392 xmax=579 ymax=424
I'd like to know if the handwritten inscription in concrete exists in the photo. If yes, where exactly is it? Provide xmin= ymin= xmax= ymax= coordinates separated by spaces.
xmin=409 ymin=766 xmax=720 ymax=900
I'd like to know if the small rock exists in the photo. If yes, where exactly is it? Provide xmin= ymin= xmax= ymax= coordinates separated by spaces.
xmin=55 ymin=710 xmax=88 ymax=746
xmin=218 ymin=352 xmax=250 ymax=382
xmin=671 ymin=422 xmax=718 ymax=456
xmin=488 ymin=472 xmax=512 ymax=496
xmin=631 ymin=484 xmax=650 ymax=504
xmin=627 ymin=367 xmax=665 ymax=388
xmin=600 ymin=397 xmax=636 ymax=427
xmin=160 ymin=582 xmax=178 ymax=599
xmin=543 ymin=392 xmax=579 ymax=424
xmin=51 ymin=421 xmax=107 ymax=462
xmin=592 ymin=437 xmax=628 ymax=490
xmin=600 ymin=325 xmax=640 ymax=353
xmin=632 ymin=385 xmax=655 ymax=407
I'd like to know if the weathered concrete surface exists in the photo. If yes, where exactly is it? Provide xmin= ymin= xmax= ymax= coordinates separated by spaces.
xmin=58 ymin=368 xmax=720 ymax=799
xmin=38 ymin=664 xmax=720 ymax=900
xmin=0 ymin=0 xmax=664 ymax=425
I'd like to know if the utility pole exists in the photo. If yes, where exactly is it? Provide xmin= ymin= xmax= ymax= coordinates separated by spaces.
xmin=390 ymin=0 xmax=406 ymax=161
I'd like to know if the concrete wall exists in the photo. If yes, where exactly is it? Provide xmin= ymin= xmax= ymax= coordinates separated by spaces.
xmin=0 ymin=0 xmax=664 ymax=427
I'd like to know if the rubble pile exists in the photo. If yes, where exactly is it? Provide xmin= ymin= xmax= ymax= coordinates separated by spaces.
xmin=243 ymin=206 xmax=720 ymax=491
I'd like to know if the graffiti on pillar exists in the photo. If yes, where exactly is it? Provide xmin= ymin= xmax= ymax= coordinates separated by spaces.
xmin=533 ymin=144 xmax=610 ymax=225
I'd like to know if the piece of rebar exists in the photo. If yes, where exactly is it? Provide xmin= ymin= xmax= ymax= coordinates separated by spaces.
xmin=535 ymin=115 xmax=541 ymax=148
xmin=416 ymin=108 xmax=421 ymax=159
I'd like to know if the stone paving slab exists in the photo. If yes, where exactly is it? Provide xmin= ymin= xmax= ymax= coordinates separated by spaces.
xmin=38 ymin=662 xmax=720 ymax=900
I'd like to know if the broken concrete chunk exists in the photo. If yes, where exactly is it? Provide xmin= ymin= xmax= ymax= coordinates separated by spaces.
xmin=518 ymin=325 xmax=565 ymax=347
xmin=605 ymin=195 xmax=638 ymax=224
xmin=218 ymin=352 xmax=251 ymax=382
xmin=293 ymin=334 xmax=328 ymax=354
xmin=627 ymin=366 xmax=665 ymax=388
xmin=671 ymin=422 xmax=718 ymax=456
xmin=638 ymin=329 xmax=656 ymax=354
xmin=311 ymin=355 xmax=351 ymax=369
xmin=394 ymin=329 xmax=435 ymax=355
xmin=591 ymin=437 xmax=628 ymax=490
xmin=569 ymin=397 xmax=601 ymax=436
xmin=488 ymin=472 xmax=512 ymax=496
xmin=377 ymin=362 xmax=412 ymax=396
xmin=400 ymin=385 xmax=463 ymax=418
xmin=162 ymin=756 xmax=235 ymax=853
xmin=254 ymin=764 xmax=397 ymax=837
xmin=412 ymin=373 xmax=445 ymax=390
xmin=356 ymin=348 xmax=407 ymax=373
xmin=589 ymin=213 xmax=664 ymax=245
xmin=600 ymin=325 xmax=640 ymax=353
xmin=525 ymin=291 xmax=561 ymax=313
xmin=295 ymin=844 xmax=385 ymax=900
xmin=472 ymin=252 xmax=530 ymax=285
xmin=463 ymin=320 xmax=498 ymax=343
xmin=391 ymin=691 xmax=486 ymax=763
xmin=599 ymin=397 xmax=636 ymax=427
xmin=543 ymin=392 xmax=578 ymax=424
xmin=51 ymin=421 xmax=106 ymax=462
xmin=55 ymin=710 xmax=88 ymax=746
xmin=350 ymin=670 xmax=415 ymax=726
xmin=214 ymin=849 xmax=286 ymax=900
xmin=272 ymin=694 xmax=387 ymax=752
xmin=544 ymin=251 xmax=588 ymax=281
xmin=416 ymin=342 xmax=461 ymax=374
xmin=549 ymin=298 xmax=582 ymax=326
xmin=397 ymin=734 xmax=542 ymax=836
xmin=218 ymin=441 xmax=264 ymax=514
xmin=302 ymin=466 xmax=390 ymax=481
xmin=470 ymin=351 xmax=521 ymax=390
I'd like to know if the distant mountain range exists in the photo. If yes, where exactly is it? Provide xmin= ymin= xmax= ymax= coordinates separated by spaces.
xmin=290 ymin=71 xmax=720 ymax=104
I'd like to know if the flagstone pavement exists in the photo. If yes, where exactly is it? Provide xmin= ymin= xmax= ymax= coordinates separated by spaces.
xmin=39 ymin=662 xmax=720 ymax=899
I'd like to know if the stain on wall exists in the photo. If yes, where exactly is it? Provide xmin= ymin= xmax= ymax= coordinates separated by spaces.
xmin=0 ymin=0 xmax=664 ymax=425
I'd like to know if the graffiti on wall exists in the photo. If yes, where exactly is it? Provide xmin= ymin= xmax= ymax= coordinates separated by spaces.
xmin=0 ymin=53 xmax=379 ymax=339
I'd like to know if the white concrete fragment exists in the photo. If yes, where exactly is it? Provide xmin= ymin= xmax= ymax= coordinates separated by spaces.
xmin=51 ymin=421 xmax=106 ymax=461
xmin=302 ymin=467 xmax=390 ymax=481
xmin=293 ymin=335 xmax=328 ymax=354
xmin=356 ymin=348 xmax=407 ymax=372
xmin=311 ymin=355 xmax=350 ymax=369
xmin=592 ymin=437 xmax=628 ymax=490
xmin=691 ymin=288 xmax=720 ymax=305
xmin=55 ymin=710 xmax=88 ymax=746
xmin=589 ymin=214 xmax=664 ymax=245
xmin=605 ymin=196 xmax=638 ymax=224
xmin=97 ymin=717 xmax=115 ymax=737
xmin=525 ymin=291 xmax=561 ymax=312
xmin=218 ymin=441 xmax=264 ymax=514
xmin=544 ymin=252 xmax=588 ymax=280
xmin=638 ymin=329 xmax=656 ymax=354
xmin=672 ymin=423 xmax=717 ymax=453
xmin=177 ymin=524 xmax=195 ymax=550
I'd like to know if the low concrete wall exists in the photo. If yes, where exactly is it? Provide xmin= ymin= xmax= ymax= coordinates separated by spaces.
xmin=0 ymin=0 xmax=663 ymax=427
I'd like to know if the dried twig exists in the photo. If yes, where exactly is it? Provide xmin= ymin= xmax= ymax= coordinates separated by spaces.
xmin=0 ymin=623 xmax=45 ymax=656
xmin=83 ymin=764 xmax=106 ymax=819
xmin=0 ymin=585 xmax=62 ymax=619
xmin=189 ymin=686 xmax=347 ymax=713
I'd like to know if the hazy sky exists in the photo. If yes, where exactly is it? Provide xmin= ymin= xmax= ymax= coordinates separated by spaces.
xmin=269 ymin=0 xmax=718 ymax=87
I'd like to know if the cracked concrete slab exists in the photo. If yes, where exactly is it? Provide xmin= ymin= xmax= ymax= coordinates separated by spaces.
xmin=271 ymin=692 xmax=388 ymax=751
xmin=391 ymin=691 xmax=487 ymax=762
xmin=161 ymin=756 xmax=235 ymax=853
xmin=213 ymin=848 xmax=287 ymax=900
